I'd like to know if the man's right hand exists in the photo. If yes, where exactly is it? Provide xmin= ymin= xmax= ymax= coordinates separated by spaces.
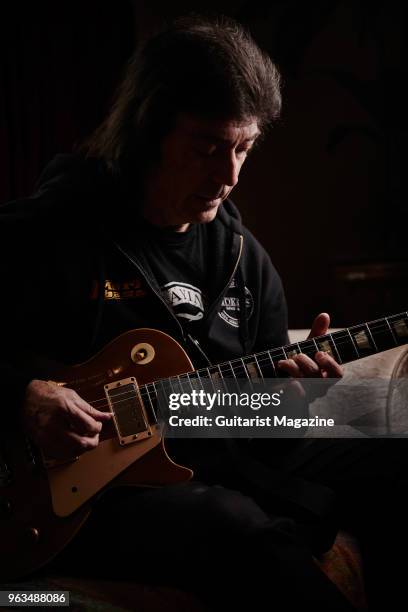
xmin=22 ymin=379 xmax=112 ymax=460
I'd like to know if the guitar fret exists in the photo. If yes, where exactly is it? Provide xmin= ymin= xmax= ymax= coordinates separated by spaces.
xmin=253 ymin=354 xmax=264 ymax=380
xmin=240 ymin=358 xmax=250 ymax=380
xmin=270 ymin=347 xmax=288 ymax=361
xmin=385 ymin=317 xmax=398 ymax=346
xmin=347 ymin=328 xmax=360 ymax=359
xmin=241 ymin=356 xmax=260 ymax=380
xmin=146 ymin=384 xmax=157 ymax=411
xmin=329 ymin=333 xmax=342 ymax=364
xmin=350 ymin=324 xmax=376 ymax=357
xmin=181 ymin=374 xmax=190 ymax=391
xmin=267 ymin=351 xmax=277 ymax=377
xmin=206 ymin=365 xmax=223 ymax=393
xmin=327 ymin=329 xmax=356 ymax=363
xmin=229 ymin=361 xmax=242 ymax=393
xmin=368 ymin=318 xmax=396 ymax=352
xmin=148 ymin=311 xmax=408 ymax=428
xmin=365 ymin=322 xmax=378 ymax=353
xmin=176 ymin=374 xmax=187 ymax=394
xmin=234 ymin=359 xmax=248 ymax=381
xmin=228 ymin=361 xmax=238 ymax=379
xmin=157 ymin=377 xmax=180 ymax=419
xmin=235 ymin=358 xmax=255 ymax=389
xmin=196 ymin=370 xmax=205 ymax=390
xmin=186 ymin=371 xmax=201 ymax=393
xmin=140 ymin=384 xmax=158 ymax=424
xmin=217 ymin=364 xmax=230 ymax=392
xmin=254 ymin=352 xmax=276 ymax=378
xmin=206 ymin=367 xmax=217 ymax=392
xmin=297 ymin=339 xmax=318 ymax=359
xmin=284 ymin=343 xmax=301 ymax=359
xmin=168 ymin=377 xmax=176 ymax=395
xmin=389 ymin=313 xmax=408 ymax=342
xmin=152 ymin=381 xmax=162 ymax=411
xmin=314 ymin=336 xmax=335 ymax=359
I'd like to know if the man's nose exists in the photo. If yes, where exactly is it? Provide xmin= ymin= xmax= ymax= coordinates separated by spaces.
xmin=212 ymin=152 xmax=241 ymax=188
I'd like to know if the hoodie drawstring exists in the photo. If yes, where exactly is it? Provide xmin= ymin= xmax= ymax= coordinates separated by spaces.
xmin=237 ymin=265 xmax=250 ymax=356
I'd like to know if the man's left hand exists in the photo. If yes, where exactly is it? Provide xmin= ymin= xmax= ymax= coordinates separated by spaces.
xmin=278 ymin=313 xmax=343 ymax=379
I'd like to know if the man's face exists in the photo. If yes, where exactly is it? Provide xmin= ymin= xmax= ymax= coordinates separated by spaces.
xmin=143 ymin=114 xmax=260 ymax=230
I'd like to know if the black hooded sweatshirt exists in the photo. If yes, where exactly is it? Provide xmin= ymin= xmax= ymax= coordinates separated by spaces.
xmin=0 ymin=154 xmax=288 ymax=420
xmin=0 ymin=155 xmax=339 ymax=542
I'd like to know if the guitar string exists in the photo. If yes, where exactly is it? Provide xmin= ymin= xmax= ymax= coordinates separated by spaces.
xmin=83 ymin=318 xmax=408 ymax=410
xmin=88 ymin=319 xmax=408 ymax=408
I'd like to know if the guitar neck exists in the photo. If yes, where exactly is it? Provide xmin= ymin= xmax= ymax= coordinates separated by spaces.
xmin=139 ymin=311 xmax=408 ymax=414
xmin=201 ymin=311 xmax=408 ymax=382
xmin=258 ymin=311 xmax=408 ymax=374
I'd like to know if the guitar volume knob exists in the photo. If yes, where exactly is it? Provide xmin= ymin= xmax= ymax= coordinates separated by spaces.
xmin=131 ymin=343 xmax=155 ymax=365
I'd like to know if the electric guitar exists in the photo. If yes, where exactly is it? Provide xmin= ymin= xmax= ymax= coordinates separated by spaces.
xmin=1 ymin=311 xmax=408 ymax=580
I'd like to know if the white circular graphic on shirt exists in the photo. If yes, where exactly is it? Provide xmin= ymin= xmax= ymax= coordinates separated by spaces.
xmin=218 ymin=278 xmax=254 ymax=328
xmin=161 ymin=282 xmax=204 ymax=322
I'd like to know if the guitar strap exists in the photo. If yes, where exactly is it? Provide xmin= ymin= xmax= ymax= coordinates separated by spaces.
xmin=237 ymin=265 xmax=251 ymax=355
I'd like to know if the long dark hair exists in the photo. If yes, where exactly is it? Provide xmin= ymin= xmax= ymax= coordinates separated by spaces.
xmin=82 ymin=15 xmax=282 ymax=180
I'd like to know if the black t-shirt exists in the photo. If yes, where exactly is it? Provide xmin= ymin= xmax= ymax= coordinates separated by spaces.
xmin=94 ymin=220 xmax=209 ymax=350
xmin=140 ymin=222 xmax=208 ymax=328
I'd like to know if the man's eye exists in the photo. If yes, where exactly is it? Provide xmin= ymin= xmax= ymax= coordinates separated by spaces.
xmin=237 ymin=147 xmax=251 ymax=157
xmin=195 ymin=146 xmax=252 ymax=159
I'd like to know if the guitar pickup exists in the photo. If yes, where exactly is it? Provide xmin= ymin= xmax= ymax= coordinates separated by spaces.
xmin=104 ymin=377 xmax=152 ymax=446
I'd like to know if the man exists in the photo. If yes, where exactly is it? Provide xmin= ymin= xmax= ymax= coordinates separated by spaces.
xmin=0 ymin=15 xmax=404 ymax=612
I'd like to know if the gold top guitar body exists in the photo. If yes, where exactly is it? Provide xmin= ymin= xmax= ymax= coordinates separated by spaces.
xmin=0 ymin=328 xmax=193 ymax=581
xmin=1 ymin=310 xmax=407 ymax=580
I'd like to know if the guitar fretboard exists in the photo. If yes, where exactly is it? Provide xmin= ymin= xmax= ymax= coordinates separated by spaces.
xmin=138 ymin=311 xmax=408 ymax=422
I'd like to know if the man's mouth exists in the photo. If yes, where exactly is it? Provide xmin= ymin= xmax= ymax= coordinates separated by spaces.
xmin=195 ymin=193 xmax=223 ymax=203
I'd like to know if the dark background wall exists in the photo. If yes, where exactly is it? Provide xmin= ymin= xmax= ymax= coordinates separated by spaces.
xmin=1 ymin=0 xmax=407 ymax=328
